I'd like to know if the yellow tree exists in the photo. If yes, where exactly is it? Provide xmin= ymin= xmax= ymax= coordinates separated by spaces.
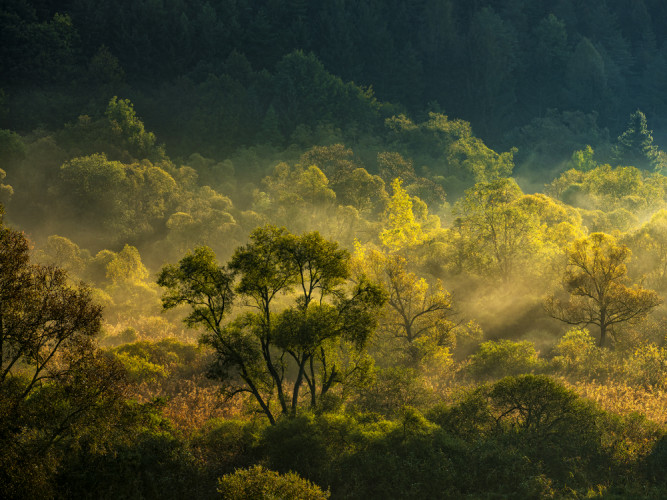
xmin=625 ymin=209 xmax=667 ymax=292
xmin=545 ymin=233 xmax=661 ymax=347
xmin=379 ymin=178 xmax=428 ymax=252
xmin=352 ymin=245 xmax=456 ymax=366
xmin=453 ymin=178 xmax=542 ymax=283
xmin=105 ymin=244 xmax=160 ymax=319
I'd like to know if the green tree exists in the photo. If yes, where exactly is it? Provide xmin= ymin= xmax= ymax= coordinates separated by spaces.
xmin=106 ymin=244 xmax=149 ymax=285
xmin=453 ymin=178 xmax=541 ymax=283
xmin=105 ymin=97 xmax=165 ymax=162
xmin=614 ymin=109 xmax=662 ymax=171
xmin=570 ymin=145 xmax=597 ymax=172
xmin=546 ymin=233 xmax=661 ymax=347
xmin=259 ymin=162 xmax=337 ymax=234
xmin=0 ymin=215 xmax=124 ymax=497
xmin=104 ymin=244 xmax=160 ymax=320
xmin=565 ymin=38 xmax=608 ymax=113
xmin=464 ymin=7 xmax=518 ymax=135
xmin=158 ymin=227 xmax=384 ymax=423
xmin=332 ymin=167 xmax=388 ymax=216
xmin=466 ymin=340 xmax=543 ymax=380
xmin=0 ymin=129 xmax=25 ymax=174
xmin=529 ymin=14 xmax=569 ymax=113
xmin=34 ymin=234 xmax=89 ymax=276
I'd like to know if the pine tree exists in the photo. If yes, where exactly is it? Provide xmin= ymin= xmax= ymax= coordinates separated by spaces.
xmin=614 ymin=109 xmax=661 ymax=170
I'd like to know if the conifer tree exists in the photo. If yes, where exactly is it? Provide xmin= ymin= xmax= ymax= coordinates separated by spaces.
xmin=614 ymin=110 xmax=661 ymax=171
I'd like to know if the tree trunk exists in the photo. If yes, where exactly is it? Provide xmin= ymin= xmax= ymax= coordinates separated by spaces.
xmin=599 ymin=322 xmax=607 ymax=348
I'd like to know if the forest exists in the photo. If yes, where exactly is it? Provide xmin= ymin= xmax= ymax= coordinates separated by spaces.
xmin=1 ymin=0 xmax=667 ymax=498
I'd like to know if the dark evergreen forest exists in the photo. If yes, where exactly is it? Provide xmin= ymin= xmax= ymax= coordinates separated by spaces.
xmin=4 ymin=0 xmax=667 ymax=156
xmin=1 ymin=1 xmax=667 ymax=499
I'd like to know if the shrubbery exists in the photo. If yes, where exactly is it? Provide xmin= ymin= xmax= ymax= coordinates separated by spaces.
xmin=466 ymin=340 xmax=545 ymax=380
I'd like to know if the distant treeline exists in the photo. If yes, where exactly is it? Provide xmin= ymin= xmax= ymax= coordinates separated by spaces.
xmin=2 ymin=0 xmax=667 ymax=160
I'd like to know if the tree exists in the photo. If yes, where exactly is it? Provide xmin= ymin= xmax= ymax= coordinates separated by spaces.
xmin=380 ymin=178 xmax=428 ymax=252
xmin=104 ymin=244 xmax=160 ymax=320
xmin=259 ymin=162 xmax=337 ymax=234
xmin=0 ymin=214 xmax=124 ymax=496
xmin=614 ymin=110 xmax=661 ymax=171
xmin=565 ymin=38 xmax=608 ymax=113
xmin=528 ymin=14 xmax=569 ymax=113
xmin=332 ymin=167 xmax=388 ymax=216
xmin=464 ymin=7 xmax=518 ymax=135
xmin=352 ymin=246 xmax=455 ymax=366
xmin=546 ymin=233 xmax=661 ymax=347
xmin=453 ymin=178 xmax=541 ymax=283
xmin=105 ymin=97 xmax=165 ymax=162
xmin=626 ymin=209 xmax=667 ymax=291
xmin=158 ymin=226 xmax=384 ymax=424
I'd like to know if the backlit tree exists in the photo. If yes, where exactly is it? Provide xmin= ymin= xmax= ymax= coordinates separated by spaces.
xmin=545 ymin=233 xmax=661 ymax=347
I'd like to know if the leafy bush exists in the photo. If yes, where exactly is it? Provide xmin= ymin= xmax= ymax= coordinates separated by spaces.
xmin=192 ymin=419 xmax=264 ymax=482
xmin=623 ymin=344 xmax=667 ymax=389
xmin=349 ymin=366 xmax=434 ymax=417
xmin=552 ymin=329 xmax=667 ymax=388
xmin=259 ymin=414 xmax=329 ymax=483
xmin=217 ymin=465 xmax=329 ymax=500
xmin=466 ymin=340 xmax=544 ymax=380
xmin=114 ymin=352 xmax=169 ymax=384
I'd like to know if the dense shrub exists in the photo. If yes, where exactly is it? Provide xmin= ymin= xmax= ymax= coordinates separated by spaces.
xmin=466 ymin=340 xmax=544 ymax=380
xmin=217 ymin=465 xmax=330 ymax=500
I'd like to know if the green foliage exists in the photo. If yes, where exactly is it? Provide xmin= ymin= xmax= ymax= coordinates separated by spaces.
xmin=158 ymin=246 xmax=234 ymax=331
xmin=549 ymin=163 xmax=667 ymax=224
xmin=623 ymin=344 xmax=667 ymax=389
xmin=59 ymin=416 xmax=208 ymax=499
xmin=56 ymin=153 xmax=179 ymax=244
xmin=349 ymin=366 xmax=434 ymax=417
xmin=256 ymin=162 xmax=341 ymax=235
xmin=34 ymin=234 xmax=90 ymax=275
xmin=380 ymin=178 xmax=428 ymax=251
xmin=625 ymin=209 xmax=667 ymax=292
xmin=112 ymin=339 xmax=201 ymax=384
xmin=0 ymin=129 xmax=25 ymax=171
xmin=165 ymin=186 xmax=239 ymax=259
xmin=0 ymin=219 xmax=128 ymax=498
xmin=467 ymin=340 xmax=543 ymax=380
xmin=546 ymin=232 xmax=662 ymax=347
xmin=114 ymin=352 xmax=168 ymax=384
xmin=103 ymin=245 xmax=161 ymax=320
xmin=247 ymin=377 xmax=665 ymax=499
xmin=106 ymin=244 xmax=149 ymax=284
xmin=106 ymin=97 xmax=165 ymax=162
xmin=452 ymin=178 xmax=549 ymax=283
xmin=429 ymin=375 xmax=620 ymax=492
xmin=385 ymin=112 xmax=515 ymax=195
xmin=193 ymin=418 xmax=263 ymax=479
xmin=571 ymin=145 xmax=597 ymax=172
xmin=614 ymin=110 xmax=662 ymax=171
xmin=218 ymin=465 xmax=330 ymax=500
xmin=352 ymin=245 xmax=456 ymax=367
xmin=160 ymin=226 xmax=385 ymax=423
xmin=4 ymin=4 xmax=667 ymax=498
xmin=272 ymin=50 xmax=377 ymax=137
xmin=88 ymin=45 xmax=125 ymax=86
xmin=551 ymin=328 xmax=598 ymax=373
